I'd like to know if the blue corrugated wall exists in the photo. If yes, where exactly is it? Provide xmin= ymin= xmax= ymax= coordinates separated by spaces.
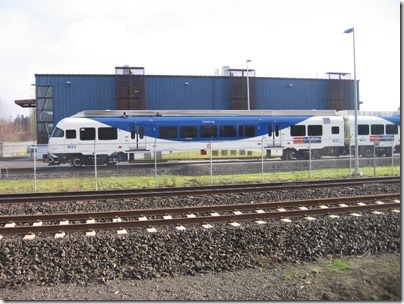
xmin=35 ymin=74 xmax=354 ymax=126
xmin=36 ymin=75 xmax=115 ymax=123
xmin=256 ymin=78 xmax=330 ymax=110
xmin=146 ymin=76 xmax=229 ymax=110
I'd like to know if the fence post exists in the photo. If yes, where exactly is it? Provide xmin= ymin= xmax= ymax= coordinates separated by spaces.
xmin=309 ymin=137 xmax=312 ymax=180
xmin=94 ymin=140 xmax=98 ymax=191
xmin=391 ymin=137 xmax=394 ymax=175
xmin=154 ymin=139 xmax=158 ymax=188
xmin=209 ymin=139 xmax=213 ymax=186
xmin=373 ymin=142 xmax=376 ymax=177
xmin=349 ymin=143 xmax=352 ymax=177
xmin=261 ymin=136 xmax=264 ymax=183
xmin=34 ymin=140 xmax=37 ymax=193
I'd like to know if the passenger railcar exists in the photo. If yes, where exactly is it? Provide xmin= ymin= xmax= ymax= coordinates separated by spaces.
xmin=46 ymin=110 xmax=400 ymax=167
xmin=342 ymin=114 xmax=400 ymax=157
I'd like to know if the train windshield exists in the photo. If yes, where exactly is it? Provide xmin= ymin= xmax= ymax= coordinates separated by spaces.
xmin=51 ymin=127 xmax=64 ymax=138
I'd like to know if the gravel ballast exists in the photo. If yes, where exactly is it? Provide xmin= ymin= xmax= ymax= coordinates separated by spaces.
xmin=0 ymin=183 xmax=400 ymax=300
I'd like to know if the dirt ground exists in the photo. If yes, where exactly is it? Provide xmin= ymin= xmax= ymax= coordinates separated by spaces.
xmin=0 ymin=253 xmax=400 ymax=301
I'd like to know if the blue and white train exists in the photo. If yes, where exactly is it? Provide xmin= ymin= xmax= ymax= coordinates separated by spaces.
xmin=46 ymin=110 xmax=400 ymax=167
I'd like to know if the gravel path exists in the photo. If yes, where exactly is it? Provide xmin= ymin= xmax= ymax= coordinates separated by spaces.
xmin=0 ymin=253 xmax=400 ymax=300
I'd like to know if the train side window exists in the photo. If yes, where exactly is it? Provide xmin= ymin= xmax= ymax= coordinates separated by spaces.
xmin=386 ymin=124 xmax=398 ymax=135
xmin=131 ymin=126 xmax=136 ymax=139
xmin=220 ymin=125 xmax=236 ymax=138
xmin=268 ymin=125 xmax=279 ymax=137
xmin=66 ymin=130 xmax=76 ymax=139
xmin=291 ymin=125 xmax=305 ymax=136
xmin=371 ymin=124 xmax=384 ymax=135
xmin=180 ymin=126 xmax=197 ymax=138
xmin=200 ymin=126 xmax=217 ymax=138
xmin=98 ymin=127 xmax=118 ymax=140
xmin=51 ymin=127 xmax=64 ymax=138
xmin=159 ymin=126 xmax=178 ymax=139
xmin=308 ymin=125 xmax=322 ymax=136
xmin=80 ymin=128 xmax=95 ymax=140
xmin=139 ymin=126 xmax=144 ymax=139
xmin=239 ymin=125 xmax=255 ymax=137
xmin=358 ymin=124 xmax=369 ymax=135
xmin=331 ymin=126 xmax=339 ymax=134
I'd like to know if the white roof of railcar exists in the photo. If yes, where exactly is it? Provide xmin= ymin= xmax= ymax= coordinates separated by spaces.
xmin=72 ymin=109 xmax=339 ymax=118
xmin=337 ymin=110 xmax=400 ymax=117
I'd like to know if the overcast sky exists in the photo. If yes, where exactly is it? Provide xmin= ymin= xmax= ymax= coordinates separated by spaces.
xmin=0 ymin=0 xmax=400 ymax=118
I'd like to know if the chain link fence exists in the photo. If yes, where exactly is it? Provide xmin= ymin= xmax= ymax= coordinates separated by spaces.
xmin=0 ymin=140 xmax=400 ymax=193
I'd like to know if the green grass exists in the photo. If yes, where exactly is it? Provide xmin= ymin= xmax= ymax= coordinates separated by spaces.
xmin=0 ymin=165 xmax=400 ymax=193
xmin=327 ymin=259 xmax=350 ymax=271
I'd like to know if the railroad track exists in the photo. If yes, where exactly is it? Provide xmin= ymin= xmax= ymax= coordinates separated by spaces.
xmin=0 ymin=176 xmax=400 ymax=204
xmin=0 ymin=193 xmax=399 ymax=239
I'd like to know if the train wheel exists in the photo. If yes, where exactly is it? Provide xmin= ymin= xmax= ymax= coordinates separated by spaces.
xmin=96 ymin=155 xmax=108 ymax=165
xmin=311 ymin=149 xmax=322 ymax=159
xmin=283 ymin=148 xmax=297 ymax=160
xmin=362 ymin=147 xmax=373 ymax=158
xmin=71 ymin=156 xmax=84 ymax=168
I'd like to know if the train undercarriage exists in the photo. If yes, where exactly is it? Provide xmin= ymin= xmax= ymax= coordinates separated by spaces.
xmin=47 ymin=143 xmax=400 ymax=167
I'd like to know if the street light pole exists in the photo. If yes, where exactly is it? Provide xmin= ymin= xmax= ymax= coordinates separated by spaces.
xmin=344 ymin=27 xmax=362 ymax=177
xmin=246 ymin=59 xmax=251 ymax=110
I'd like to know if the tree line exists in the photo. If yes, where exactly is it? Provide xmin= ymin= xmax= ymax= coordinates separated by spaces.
xmin=0 ymin=99 xmax=36 ymax=141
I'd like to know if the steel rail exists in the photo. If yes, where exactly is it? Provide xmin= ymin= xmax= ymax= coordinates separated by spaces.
xmin=0 ymin=202 xmax=399 ymax=236
xmin=0 ymin=193 xmax=399 ymax=224
xmin=0 ymin=177 xmax=400 ymax=204
xmin=0 ymin=196 xmax=399 ymax=235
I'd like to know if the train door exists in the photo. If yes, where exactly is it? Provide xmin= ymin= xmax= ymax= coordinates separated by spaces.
xmin=130 ymin=124 xmax=146 ymax=150
xmin=268 ymin=122 xmax=281 ymax=147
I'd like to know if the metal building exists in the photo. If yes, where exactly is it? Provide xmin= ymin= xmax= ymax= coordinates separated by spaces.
xmin=32 ymin=67 xmax=358 ymax=144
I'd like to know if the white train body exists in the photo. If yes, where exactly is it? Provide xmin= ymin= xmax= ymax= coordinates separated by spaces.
xmin=46 ymin=110 xmax=400 ymax=167
xmin=343 ymin=115 xmax=400 ymax=157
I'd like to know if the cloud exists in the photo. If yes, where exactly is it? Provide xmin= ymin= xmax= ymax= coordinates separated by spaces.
xmin=0 ymin=0 xmax=400 ymax=118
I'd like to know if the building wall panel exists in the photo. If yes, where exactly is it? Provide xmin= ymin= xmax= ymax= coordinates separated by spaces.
xmin=36 ymin=75 xmax=115 ymax=123
xmin=146 ymin=76 xmax=229 ymax=110
xmin=256 ymin=78 xmax=329 ymax=110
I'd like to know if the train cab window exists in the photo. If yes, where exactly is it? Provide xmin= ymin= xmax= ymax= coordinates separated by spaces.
xmin=220 ymin=125 xmax=236 ymax=138
xmin=386 ymin=124 xmax=398 ymax=135
xmin=98 ymin=127 xmax=118 ymax=140
xmin=159 ymin=126 xmax=178 ymax=139
xmin=239 ymin=125 xmax=255 ymax=137
xmin=51 ymin=127 xmax=64 ymax=138
xmin=200 ymin=126 xmax=217 ymax=138
xmin=291 ymin=125 xmax=305 ymax=136
xmin=358 ymin=124 xmax=369 ymax=135
xmin=308 ymin=125 xmax=322 ymax=136
xmin=80 ymin=128 xmax=95 ymax=140
xmin=66 ymin=130 xmax=76 ymax=139
xmin=371 ymin=124 xmax=384 ymax=135
xmin=180 ymin=126 xmax=197 ymax=138
xmin=331 ymin=126 xmax=340 ymax=134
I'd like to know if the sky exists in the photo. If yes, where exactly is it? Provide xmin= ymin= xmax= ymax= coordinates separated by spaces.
xmin=0 ymin=0 xmax=400 ymax=119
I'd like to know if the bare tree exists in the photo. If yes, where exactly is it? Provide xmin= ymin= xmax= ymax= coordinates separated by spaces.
xmin=0 ymin=97 xmax=35 ymax=141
